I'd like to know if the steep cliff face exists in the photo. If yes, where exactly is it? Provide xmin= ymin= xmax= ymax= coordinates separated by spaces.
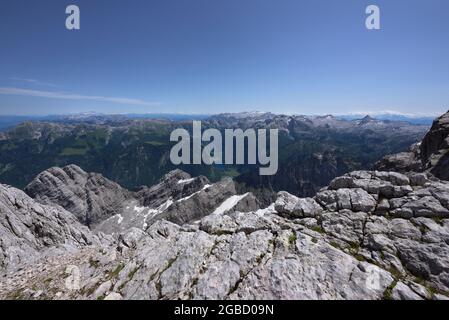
xmin=420 ymin=111 xmax=449 ymax=180
xmin=136 ymin=169 xmax=210 ymax=207
xmin=24 ymin=165 xmax=133 ymax=227
xmin=0 ymin=183 xmax=99 ymax=272
xmin=375 ymin=143 xmax=423 ymax=173
xmin=376 ymin=110 xmax=449 ymax=180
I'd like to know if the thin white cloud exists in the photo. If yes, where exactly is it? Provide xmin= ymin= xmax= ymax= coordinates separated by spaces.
xmin=10 ymin=77 xmax=58 ymax=88
xmin=0 ymin=87 xmax=160 ymax=107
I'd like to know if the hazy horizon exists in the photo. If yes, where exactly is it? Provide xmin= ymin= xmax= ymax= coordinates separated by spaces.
xmin=0 ymin=109 xmax=443 ymax=118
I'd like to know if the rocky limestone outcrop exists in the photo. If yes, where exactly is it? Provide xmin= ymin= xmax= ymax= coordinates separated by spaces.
xmin=24 ymin=166 xmax=259 ymax=235
xmin=421 ymin=111 xmax=449 ymax=180
xmin=375 ymin=143 xmax=423 ymax=173
xmin=25 ymin=165 xmax=133 ymax=227
xmin=0 ymin=183 xmax=99 ymax=272
xmin=136 ymin=169 xmax=210 ymax=207
xmin=0 ymin=210 xmax=392 ymax=300
xmin=376 ymin=110 xmax=449 ymax=181
xmin=276 ymin=170 xmax=449 ymax=297
xmin=2 ymin=167 xmax=449 ymax=300
xmin=145 ymin=177 xmax=237 ymax=226
xmin=70 ymin=170 xmax=259 ymax=235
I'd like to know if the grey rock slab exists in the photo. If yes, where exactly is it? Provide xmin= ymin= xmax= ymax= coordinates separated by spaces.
xmin=25 ymin=165 xmax=133 ymax=226
xmin=391 ymin=281 xmax=424 ymax=300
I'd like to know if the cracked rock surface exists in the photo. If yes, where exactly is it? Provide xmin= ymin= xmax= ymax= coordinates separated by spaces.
xmin=25 ymin=165 xmax=133 ymax=227
xmin=2 ymin=167 xmax=449 ymax=300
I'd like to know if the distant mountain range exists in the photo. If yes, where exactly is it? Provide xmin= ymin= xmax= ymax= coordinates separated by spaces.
xmin=0 ymin=112 xmax=430 ymax=203
xmin=0 ymin=111 xmax=437 ymax=131
xmin=0 ymin=113 xmax=211 ymax=131
xmin=337 ymin=112 xmax=438 ymax=125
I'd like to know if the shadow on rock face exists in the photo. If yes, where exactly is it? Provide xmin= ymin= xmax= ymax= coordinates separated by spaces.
xmin=431 ymin=152 xmax=449 ymax=181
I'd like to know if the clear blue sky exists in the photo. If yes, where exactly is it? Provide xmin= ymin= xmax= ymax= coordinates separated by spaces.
xmin=0 ymin=0 xmax=448 ymax=115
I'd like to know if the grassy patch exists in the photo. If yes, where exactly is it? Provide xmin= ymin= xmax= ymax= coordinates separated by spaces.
xmin=80 ymin=282 xmax=100 ymax=297
xmin=432 ymin=217 xmax=444 ymax=226
xmin=128 ymin=266 xmax=139 ymax=281
xmin=310 ymin=225 xmax=324 ymax=234
xmin=329 ymin=241 xmax=340 ymax=249
xmin=354 ymin=254 xmax=366 ymax=262
xmin=108 ymin=263 xmax=125 ymax=280
xmin=383 ymin=279 xmax=398 ymax=300
xmin=6 ymin=288 xmax=25 ymax=300
xmin=165 ymin=257 xmax=177 ymax=271
xmin=155 ymin=281 xmax=163 ymax=299
xmin=414 ymin=276 xmax=449 ymax=298
xmin=349 ymin=242 xmax=360 ymax=251
xmin=288 ymin=232 xmax=297 ymax=244
xmin=388 ymin=266 xmax=403 ymax=280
